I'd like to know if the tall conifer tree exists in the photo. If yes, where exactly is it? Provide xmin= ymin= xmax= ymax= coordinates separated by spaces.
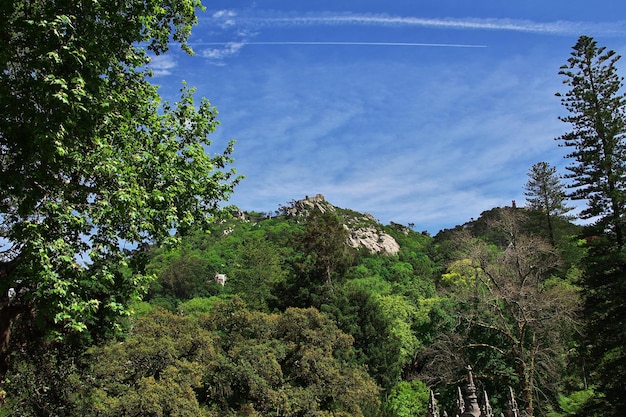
xmin=556 ymin=35 xmax=626 ymax=247
xmin=557 ymin=36 xmax=626 ymax=416
xmin=524 ymin=161 xmax=572 ymax=245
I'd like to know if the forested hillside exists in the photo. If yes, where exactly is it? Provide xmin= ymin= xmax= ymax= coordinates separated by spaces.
xmin=2 ymin=0 xmax=625 ymax=415
xmin=2 ymin=195 xmax=594 ymax=416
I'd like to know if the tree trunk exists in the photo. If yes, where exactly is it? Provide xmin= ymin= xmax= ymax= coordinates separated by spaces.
xmin=0 ymin=258 xmax=24 ymax=381
xmin=0 ymin=304 xmax=22 ymax=379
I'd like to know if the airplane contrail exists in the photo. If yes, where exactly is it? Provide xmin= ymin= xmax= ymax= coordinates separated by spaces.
xmin=197 ymin=41 xmax=486 ymax=48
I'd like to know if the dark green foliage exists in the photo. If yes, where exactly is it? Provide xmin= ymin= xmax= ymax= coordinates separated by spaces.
xmin=2 ymin=195 xmax=593 ymax=416
xmin=557 ymin=35 xmax=626 ymax=247
xmin=292 ymin=208 xmax=354 ymax=288
xmin=138 ymin=202 xmax=443 ymax=401
xmin=157 ymin=253 xmax=214 ymax=300
xmin=577 ymin=242 xmax=626 ymax=416
xmin=323 ymin=278 xmax=404 ymax=391
xmin=3 ymin=343 xmax=84 ymax=416
xmin=524 ymin=161 xmax=574 ymax=246
xmin=63 ymin=300 xmax=380 ymax=417
xmin=555 ymin=36 xmax=626 ymax=416
xmin=229 ymin=236 xmax=285 ymax=311
xmin=275 ymin=209 xmax=354 ymax=309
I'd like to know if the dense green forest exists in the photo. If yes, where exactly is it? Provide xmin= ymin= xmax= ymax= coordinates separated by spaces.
xmin=0 ymin=197 xmax=616 ymax=416
xmin=2 ymin=1 xmax=626 ymax=416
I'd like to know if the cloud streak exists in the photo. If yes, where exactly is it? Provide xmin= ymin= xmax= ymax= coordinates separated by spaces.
xmin=198 ymin=10 xmax=626 ymax=62
xmin=199 ymin=41 xmax=486 ymax=48
xmin=206 ymin=10 xmax=626 ymax=37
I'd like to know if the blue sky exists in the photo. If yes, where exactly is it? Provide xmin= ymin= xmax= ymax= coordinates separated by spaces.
xmin=151 ymin=1 xmax=626 ymax=234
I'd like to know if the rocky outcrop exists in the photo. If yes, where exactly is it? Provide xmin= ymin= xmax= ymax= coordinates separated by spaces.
xmin=279 ymin=194 xmax=401 ymax=256
xmin=280 ymin=194 xmax=332 ymax=217
xmin=347 ymin=226 xmax=400 ymax=255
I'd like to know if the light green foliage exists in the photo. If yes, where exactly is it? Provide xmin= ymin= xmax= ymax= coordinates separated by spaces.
xmin=390 ymin=262 xmax=414 ymax=283
xmin=177 ymin=296 xmax=224 ymax=316
xmin=0 ymin=0 xmax=239 ymax=372
xmin=344 ymin=276 xmax=393 ymax=294
xmin=129 ymin=301 xmax=154 ymax=317
xmin=548 ymin=389 xmax=596 ymax=417
xmin=387 ymin=226 xmax=436 ymax=278
xmin=441 ymin=258 xmax=483 ymax=286
xmin=376 ymin=294 xmax=422 ymax=363
xmin=382 ymin=380 xmax=430 ymax=417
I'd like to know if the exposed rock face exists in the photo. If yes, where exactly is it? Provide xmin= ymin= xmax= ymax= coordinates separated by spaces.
xmin=347 ymin=226 xmax=400 ymax=255
xmin=280 ymin=194 xmax=401 ymax=256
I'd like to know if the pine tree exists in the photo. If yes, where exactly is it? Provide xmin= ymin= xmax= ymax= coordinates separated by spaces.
xmin=557 ymin=36 xmax=626 ymax=416
xmin=524 ymin=161 xmax=573 ymax=245
xmin=579 ymin=243 xmax=626 ymax=417
xmin=556 ymin=35 xmax=626 ymax=247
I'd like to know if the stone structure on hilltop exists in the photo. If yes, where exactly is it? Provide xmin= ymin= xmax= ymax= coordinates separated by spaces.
xmin=427 ymin=367 xmax=522 ymax=417
xmin=281 ymin=194 xmax=331 ymax=217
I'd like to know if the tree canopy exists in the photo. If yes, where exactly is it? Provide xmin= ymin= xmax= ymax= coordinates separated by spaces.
xmin=7 ymin=300 xmax=381 ymax=416
xmin=423 ymin=210 xmax=580 ymax=417
xmin=0 ymin=0 xmax=239 ymax=374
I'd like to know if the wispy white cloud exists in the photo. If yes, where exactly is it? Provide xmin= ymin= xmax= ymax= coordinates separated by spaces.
xmin=148 ymin=55 xmax=177 ymax=76
xmin=183 ymin=8 xmax=609 ymax=231
xmin=200 ymin=42 xmax=245 ymax=61
xmin=211 ymin=9 xmax=238 ymax=28
xmin=196 ymin=10 xmax=626 ymax=64
xmin=200 ymin=46 xmax=571 ymax=232
xmin=196 ymin=41 xmax=485 ymax=61
xmin=201 ymin=10 xmax=626 ymax=37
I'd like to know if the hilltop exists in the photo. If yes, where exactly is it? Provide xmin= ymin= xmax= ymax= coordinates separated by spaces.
xmin=235 ymin=193 xmax=409 ymax=255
